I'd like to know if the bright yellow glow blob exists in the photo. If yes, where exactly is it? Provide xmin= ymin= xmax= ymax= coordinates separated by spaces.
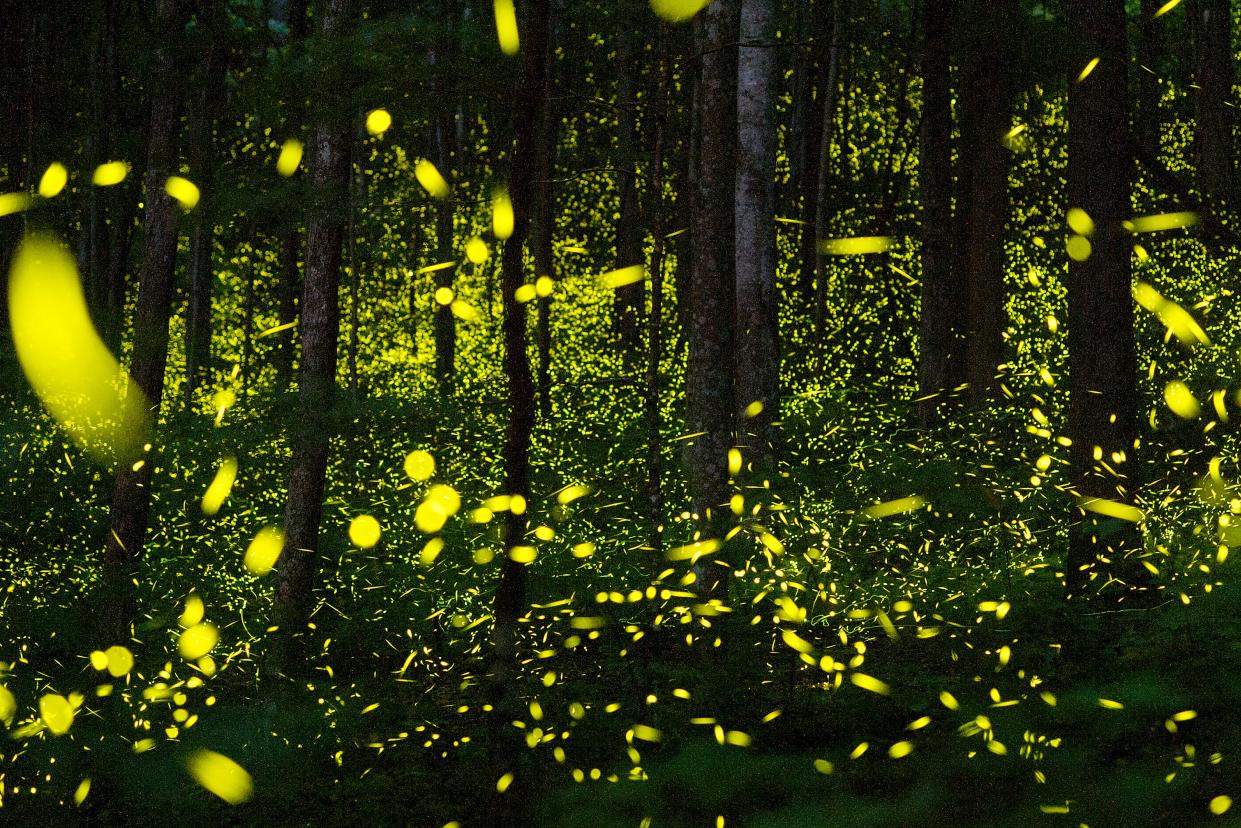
xmin=186 ymin=750 xmax=253 ymax=805
xmin=201 ymin=455 xmax=238 ymax=516
xmin=38 ymin=163 xmax=68 ymax=198
xmin=276 ymin=139 xmax=303 ymax=176
xmin=366 ymin=108 xmax=392 ymax=136
xmin=415 ymin=159 xmax=451 ymax=199
xmin=404 ymin=449 xmax=435 ymax=481
xmin=165 ymin=176 xmax=200 ymax=209
xmin=244 ymin=526 xmax=284 ymax=575
xmin=8 ymin=234 xmax=150 ymax=467
xmin=93 ymin=161 xmax=129 ymax=186
xmin=650 ymin=0 xmax=712 ymax=22
xmin=493 ymin=188 xmax=514 ymax=239
xmin=349 ymin=514 xmax=382 ymax=548
xmin=494 ymin=0 xmax=519 ymax=54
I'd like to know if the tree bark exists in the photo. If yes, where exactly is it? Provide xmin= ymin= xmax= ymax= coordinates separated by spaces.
xmin=646 ymin=32 xmax=672 ymax=554
xmin=957 ymin=0 xmax=1016 ymax=402
xmin=533 ymin=30 xmax=559 ymax=420
xmin=269 ymin=0 xmax=356 ymax=672
xmin=734 ymin=0 xmax=779 ymax=469
xmin=1191 ymin=0 xmax=1234 ymax=227
xmin=811 ymin=4 xmax=843 ymax=343
xmin=1066 ymin=0 xmax=1138 ymax=596
xmin=685 ymin=0 xmax=740 ymax=598
xmin=433 ymin=111 xmax=458 ymax=386
xmin=101 ymin=0 xmax=185 ymax=640
xmin=613 ymin=19 xmax=645 ymax=360
xmin=917 ymin=0 xmax=961 ymax=423
xmin=1136 ymin=0 xmax=1164 ymax=165
xmin=487 ymin=0 xmax=551 ymax=820
xmin=184 ymin=1 xmax=228 ymax=405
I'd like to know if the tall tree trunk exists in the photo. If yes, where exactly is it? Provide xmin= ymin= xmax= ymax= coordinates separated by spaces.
xmin=796 ymin=3 xmax=831 ymax=302
xmin=685 ymin=0 xmax=740 ymax=598
xmin=734 ymin=0 xmax=779 ymax=470
xmin=269 ymin=0 xmax=356 ymax=673
xmin=646 ymin=32 xmax=672 ymax=554
xmin=433 ymin=112 xmax=458 ymax=387
xmin=272 ymin=0 xmax=310 ymax=391
xmin=0 ymin=0 xmax=31 ymax=293
xmin=917 ymin=0 xmax=961 ymax=423
xmin=86 ymin=0 xmax=123 ymax=328
xmin=1136 ymin=0 xmax=1164 ymax=165
xmin=811 ymin=4 xmax=843 ymax=346
xmin=533 ymin=32 xmax=559 ymax=420
xmin=100 ymin=0 xmax=185 ymax=640
xmin=488 ymin=0 xmax=551 ymax=821
xmin=614 ymin=20 xmax=645 ymax=360
xmin=1191 ymin=0 xmax=1234 ymax=229
xmin=957 ymin=0 xmax=1016 ymax=402
xmin=1066 ymin=0 xmax=1138 ymax=596
xmin=184 ymin=2 xmax=228 ymax=405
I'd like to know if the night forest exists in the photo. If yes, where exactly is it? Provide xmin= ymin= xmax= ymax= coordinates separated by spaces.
xmin=1 ymin=0 xmax=1241 ymax=824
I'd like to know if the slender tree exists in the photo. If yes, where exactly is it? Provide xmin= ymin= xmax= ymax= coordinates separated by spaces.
xmin=917 ymin=0 xmax=961 ymax=422
xmin=101 ymin=0 xmax=186 ymax=638
xmin=1135 ymin=0 xmax=1164 ymax=165
xmin=269 ymin=0 xmax=356 ymax=672
xmin=646 ymin=29 xmax=672 ymax=553
xmin=184 ymin=1 xmax=229 ymax=404
xmin=734 ymin=0 xmax=779 ymax=468
xmin=533 ymin=24 xmax=559 ymax=419
xmin=487 ymin=0 xmax=551 ymax=819
xmin=685 ymin=0 xmax=740 ymax=597
xmin=1065 ymin=0 xmax=1138 ymax=595
xmin=1191 ymin=0 xmax=1234 ymax=226
xmin=432 ymin=6 xmax=459 ymax=386
xmin=957 ymin=0 xmax=1017 ymax=402
xmin=613 ymin=12 xmax=645 ymax=359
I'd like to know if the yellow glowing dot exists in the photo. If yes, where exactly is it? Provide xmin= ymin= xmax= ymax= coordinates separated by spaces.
xmin=1066 ymin=207 xmax=1094 ymax=236
xmin=349 ymin=514 xmax=382 ymax=548
xmin=186 ymin=750 xmax=253 ymax=804
xmin=434 ymin=286 xmax=455 ymax=306
xmin=1165 ymin=381 xmax=1201 ymax=419
xmin=365 ymin=108 xmax=393 ymax=136
xmin=38 ymin=163 xmax=68 ymax=198
xmin=465 ymin=237 xmax=489 ymax=264
xmin=39 ymin=693 xmax=75 ymax=735
xmin=276 ymin=139 xmax=303 ymax=176
xmin=535 ymin=275 xmax=554 ymax=297
xmin=494 ymin=0 xmax=519 ymax=54
xmin=415 ymin=159 xmax=451 ymax=199
xmin=92 ymin=160 xmax=129 ymax=186
xmin=244 ymin=525 xmax=284 ymax=575
xmin=165 ymin=176 xmax=200 ymax=210
xmin=1210 ymin=796 xmax=1232 ymax=815
xmin=493 ymin=188 xmax=514 ymax=239
xmin=650 ymin=0 xmax=712 ymax=22
xmin=404 ymin=449 xmax=435 ymax=481
xmin=1077 ymin=57 xmax=1100 ymax=83
xmin=201 ymin=455 xmax=238 ymax=516
xmin=1066 ymin=234 xmax=1091 ymax=261
xmin=179 ymin=623 xmax=219 ymax=660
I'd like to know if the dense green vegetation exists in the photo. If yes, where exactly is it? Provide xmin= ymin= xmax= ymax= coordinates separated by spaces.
xmin=1 ymin=0 xmax=1241 ymax=825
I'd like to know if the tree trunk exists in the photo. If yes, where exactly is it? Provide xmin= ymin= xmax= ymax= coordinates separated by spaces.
xmin=1066 ymin=0 xmax=1139 ymax=596
xmin=488 ymin=0 xmax=551 ymax=821
xmin=613 ymin=21 xmax=645 ymax=360
xmin=1136 ymin=0 xmax=1164 ymax=165
xmin=533 ymin=30 xmax=559 ymax=420
xmin=1191 ymin=0 xmax=1234 ymax=228
xmin=433 ymin=111 xmax=458 ymax=386
xmin=956 ymin=0 xmax=1016 ymax=402
xmin=100 ymin=0 xmax=185 ymax=641
xmin=811 ymin=4 xmax=843 ymax=346
xmin=734 ymin=0 xmax=779 ymax=470
xmin=646 ymin=32 xmax=672 ymax=554
xmin=269 ymin=0 xmax=356 ymax=673
xmin=917 ymin=0 xmax=961 ymax=423
xmin=796 ymin=3 xmax=829 ymax=302
xmin=685 ymin=0 xmax=740 ymax=598
xmin=184 ymin=2 xmax=228 ymax=405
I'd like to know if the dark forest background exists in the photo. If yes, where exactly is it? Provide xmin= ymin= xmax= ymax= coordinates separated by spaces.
xmin=1 ymin=0 xmax=1241 ymax=824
